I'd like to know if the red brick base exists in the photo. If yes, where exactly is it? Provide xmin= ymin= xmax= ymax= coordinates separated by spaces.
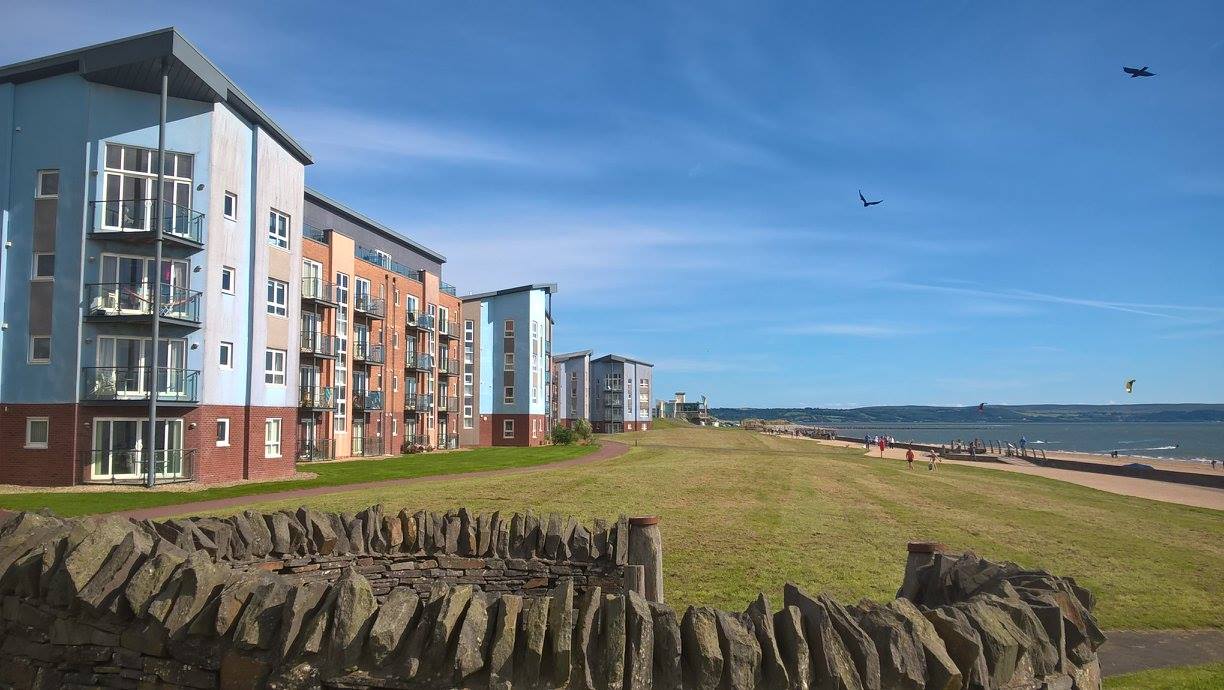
xmin=489 ymin=414 xmax=550 ymax=446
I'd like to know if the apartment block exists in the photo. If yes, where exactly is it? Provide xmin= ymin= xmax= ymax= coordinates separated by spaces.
xmin=460 ymin=285 xmax=555 ymax=446
xmin=551 ymin=350 xmax=591 ymax=428
xmin=589 ymin=355 xmax=653 ymax=433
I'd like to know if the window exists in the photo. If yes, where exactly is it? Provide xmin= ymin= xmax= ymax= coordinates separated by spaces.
xmin=504 ymin=319 xmax=514 ymax=337
xmin=392 ymin=418 xmax=398 ymax=437
xmin=223 ymin=191 xmax=238 ymax=220
xmin=29 ymin=336 xmax=50 ymax=363
xmin=503 ymin=419 xmax=515 ymax=439
xmin=266 ymin=279 xmax=288 ymax=317
xmin=102 ymin=145 xmax=193 ymax=234
xmin=393 ymin=287 xmax=400 ymax=307
xmin=393 ymin=375 xmax=399 ymax=393
xmin=504 ymin=352 xmax=515 ymax=371
xmin=24 ymin=418 xmax=49 ymax=449
xmin=219 ymin=341 xmax=234 ymax=369
xmin=36 ymin=170 xmax=59 ymax=198
xmin=463 ymin=405 xmax=474 ymax=429
xmin=392 ymin=331 xmax=399 ymax=350
xmin=265 ymin=418 xmax=282 ymax=457
xmin=216 ymin=418 xmax=230 ymax=447
xmin=268 ymin=209 xmax=290 ymax=249
xmin=32 ymin=253 xmax=54 ymax=280
xmin=221 ymin=266 xmax=236 ymax=294
xmin=504 ymin=386 xmax=515 ymax=405
xmin=265 ymin=349 xmax=286 ymax=385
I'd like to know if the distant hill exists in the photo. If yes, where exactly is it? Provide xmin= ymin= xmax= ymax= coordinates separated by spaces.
xmin=710 ymin=404 xmax=1224 ymax=425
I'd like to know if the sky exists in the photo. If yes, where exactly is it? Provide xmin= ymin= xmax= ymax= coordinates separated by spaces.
xmin=5 ymin=1 xmax=1223 ymax=407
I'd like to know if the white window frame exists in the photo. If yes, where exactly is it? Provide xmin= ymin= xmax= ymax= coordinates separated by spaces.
xmin=504 ymin=352 xmax=515 ymax=371
xmin=504 ymin=386 xmax=515 ymax=405
xmin=266 ymin=278 xmax=288 ymax=317
xmin=36 ymin=169 xmax=59 ymax=199
xmin=392 ymin=418 xmax=398 ymax=437
xmin=504 ymin=319 xmax=514 ymax=337
xmin=265 ymin=348 xmax=287 ymax=385
xmin=32 ymin=252 xmax=54 ymax=280
xmin=219 ymin=341 xmax=234 ymax=369
xmin=268 ymin=209 xmax=290 ymax=250
xmin=223 ymin=191 xmax=238 ymax=220
xmin=221 ymin=266 xmax=236 ymax=294
xmin=29 ymin=335 xmax=50 ymax=364
xmin=503 ymin=419 xmax=515 ymax=439
xmin=24 ymin=417 xmax=49 ymax=449
xmin=264 ymin=418 xmax=282 ymax=458
xmin=216 ymin=418 xmax=230 ymax=447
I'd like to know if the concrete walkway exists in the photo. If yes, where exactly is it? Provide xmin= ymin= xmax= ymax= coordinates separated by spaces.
xmin=1100 ymin=629 xmax=1224 ymax=676
xmin=117 ymin=440 xmax=630 ymax=521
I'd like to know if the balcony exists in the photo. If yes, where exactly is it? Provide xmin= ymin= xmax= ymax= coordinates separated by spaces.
xmin=603 ymin=394 xmax=624 ymax=408
xmin=602 ymin=381 xmax=624 ymax=393
xmin=404 ymin=393 xmax=422 ymax=411
xmin=297 ymin=439 xmax=336 ymax=462
xmin=352 ymin=389 xmax=384 ymax=411
xmin=406 ymin=312 xmax=435 ymax=331
xmin=438 ymin=358 xmax=460 ymax=376
xmin=356 ymin=245 xmax=421 ymax=281
xmin=89 ymin=199 xmax=205 ymax=249
xmin=300 ymin=331 xmax=339 ymax=358
xmin=440 ymin=281 xmax=458 ymax=297
xmin=437 ymin=396 xmax=460 ymax=413
xmin=352 ymin=436 xmax=385 ymax=457
xmin=299 ymin=386 xmax=338 ymax=411
xmin=438 ymin=320 xmax=461 ymax=340
xmin=79 ymin=448 xmax=197 ymax=485
xmin=353 ymin=294 xmax=386 ymax=319
xmin=301 ymin=277 xmax=340 ymax=305
xmin=303 ymin=223 xmax=330 ymax=245
xmin=406 ymin=351 xmax=434 ymax=372
xmin=81 ymin=367 xmax=200 ymax=405
xmin=410 ymin=394 xmax=433 ymax=412
xmin=84 ymin=283 xmax=202 ymax=327
xmin=353 ymin=342 xmax=385 ymax=365
xmin=405 ymin=434 xmax=430 ymax=449
xmin=441 ymin=435 xmax=460 ymax=449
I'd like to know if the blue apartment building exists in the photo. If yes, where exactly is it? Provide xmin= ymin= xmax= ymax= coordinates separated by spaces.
xmin=589 ymin=354 xmax=653 ymax=433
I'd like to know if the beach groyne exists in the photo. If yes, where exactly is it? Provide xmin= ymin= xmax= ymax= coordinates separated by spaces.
xmin=0 ymin=507 xmax=1105 ymax=689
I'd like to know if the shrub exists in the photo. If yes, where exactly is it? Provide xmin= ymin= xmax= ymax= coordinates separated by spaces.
xmin=551 ymin=425 xmax=576 ymax=445
xmin=573 ymin=419 xmax=593 ymax=442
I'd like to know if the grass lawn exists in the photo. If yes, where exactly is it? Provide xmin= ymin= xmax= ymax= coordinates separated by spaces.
xmin=1105 ymin=663 xmax=1224 ymax=689
xmin=0 ymin=444 xmax=597 ymax=517
xmin=214 ymin=426 xmax=1222 ymax=630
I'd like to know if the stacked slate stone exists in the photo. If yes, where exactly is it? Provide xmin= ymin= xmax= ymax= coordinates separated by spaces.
xmin=0 ymin=510 xmax=1104 ymax=689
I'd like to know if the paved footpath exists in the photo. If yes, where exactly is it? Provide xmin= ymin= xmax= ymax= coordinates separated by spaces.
xmin=117 ymin=440 xmax=630 ymax=521
xmin=1099 ymin=629 xmax=1224 ymax=676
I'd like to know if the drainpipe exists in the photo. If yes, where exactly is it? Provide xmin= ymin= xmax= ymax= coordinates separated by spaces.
xmin=145 ymin=59 xmax=169 ymax=489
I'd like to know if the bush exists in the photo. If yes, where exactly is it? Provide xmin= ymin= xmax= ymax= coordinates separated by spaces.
xmin=551 ymin=425 xmax=576 ymax=445
xmin=573 ymin=419 xmax=593 ymax=442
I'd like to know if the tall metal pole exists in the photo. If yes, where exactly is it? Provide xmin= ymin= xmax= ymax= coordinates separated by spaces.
xmin=146 ymin=59 xmax=169 ymax=489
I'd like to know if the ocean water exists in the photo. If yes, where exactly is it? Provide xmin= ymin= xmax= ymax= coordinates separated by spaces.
xmin=835 ymin=422 xmax=1224 ymax=465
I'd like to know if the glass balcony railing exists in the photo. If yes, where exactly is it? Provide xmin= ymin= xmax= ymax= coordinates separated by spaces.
xmin=353 ymin=342 xmax=385 ymax=365
xmin=404 ymin=392 xmax=422 ymax=411
xmin=90 ymin=199 xmax=205 ymax=246
xmin=405 ymin=434 xmax=430 ymax=449
xmin=356 ymin=245 xmax=422 ymax=281
xmin=300 ymin=331 xmax=339 ymax=358
xmin=442 ymin=435 xmax=460 ymax=449
xmin=81 ymin=367 xmax=200 ymax=403
xmin=352 ymin=389 xmax=384 ymax=411
xmin=85 ymin=283 xmax=202 ymax=324
xmin=414 ymin=394 xmax=434 ymax=411
xmin=438 ymin=320 xmax=461 ymax=339
xmin=353 ymin=293 xmax=386 ymax=319
xmin=438 ymin=358 xmax=460 ymax=375
xmin=437 ymin=396 xmax=459 ymax=413
xmin=406 ymin=312 xmax=435 ymax=330
xmin=405 ymin=351 xmax=434 ymax=371
xmin=301 ymin=277 xmax=340 ymax=304
xmin=299 ymin=386 xmax=338 ymax=410
xmin=440 ymin=281 xmax=457 ymax=297
xmin=80 ymin=448 xmax=196 ymax=484
xmin=303 ymin=223 xmax=330 ymax=245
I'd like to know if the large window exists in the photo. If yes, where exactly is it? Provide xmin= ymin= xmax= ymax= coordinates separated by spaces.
xmin=24 ymin=418 xmax=49 ymax=449
xmin=268 ymin=209 xmax=290 ymax=249
xmin=265 ymin=418 xmax=282 ymax=458
xmin=265 ymin=349 xmax=286 ymax=385
xmin=503 ymin=419 xmax=514 ymax=439
xmin=266 ymin=279 xmax=288 ymax=317
xmin=102 ymin=144 xmax=193 ymax=235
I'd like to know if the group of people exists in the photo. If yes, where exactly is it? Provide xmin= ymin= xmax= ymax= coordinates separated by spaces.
xmin=863 ymin=433 xmax=940 ymax=471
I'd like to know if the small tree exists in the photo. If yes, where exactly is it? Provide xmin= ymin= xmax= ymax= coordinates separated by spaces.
xmin=573 ymin=419 xmax=593 ymax=443
xmin=551 ymin=425 xmax=576 ymax=445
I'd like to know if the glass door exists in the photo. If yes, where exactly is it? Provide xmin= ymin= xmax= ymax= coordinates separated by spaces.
xmin=302 ymin=260 xmax=323 ymax=300
xmin=91 ymin=418 xmax=183 ymax=480
xmin=352 ymin=419 xmax=366 ymax=455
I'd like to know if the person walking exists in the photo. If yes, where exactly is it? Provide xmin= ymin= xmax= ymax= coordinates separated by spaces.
xmin=864 ymin=433 xmax=871 ymax=450
xmin=928 ymin=449 xmax=938 ymax=471
xmin=878 ymin=436 xmax=887 ymax=457
xmin=906 ymin=448 xmax=915 ymax=470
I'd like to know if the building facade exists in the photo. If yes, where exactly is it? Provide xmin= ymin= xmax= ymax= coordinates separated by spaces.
xmin=589 ymin=355 xmax=653 ymax=433
xmin=460 ymin=285 xmax=555 ymax=446
xmin=656 ymin=392 xmax=710 ymax=425
xmin=551 ymin=350 xmax=591 ymax=428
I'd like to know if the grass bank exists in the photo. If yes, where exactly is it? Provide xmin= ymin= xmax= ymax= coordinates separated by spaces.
xmin=218 ymin=426 xmax=1221 ymax=630
xmin=0 ymin=444 xmax=597 ymax=517
xmin=1105 ymin=663 xmax=1224 ymax=689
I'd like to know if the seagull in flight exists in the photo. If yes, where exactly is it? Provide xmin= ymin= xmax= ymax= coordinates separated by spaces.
xmin=859 ymin=190 xmax=883 ymax=207
xmin=1122 ymin=66 xmax=1155 ymax=78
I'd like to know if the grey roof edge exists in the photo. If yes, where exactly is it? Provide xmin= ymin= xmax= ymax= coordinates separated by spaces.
xmin=552 ymin=350 xmax=593 ymax=362
xmin=0 ymin=27 xmax=313 ymax=166
xmin=305 ymin=187 xmax=448 ymax=264
xmin=460 ymin=283 xmax=559 ymax=302
xmin=593 ymin=354 xmax=654 ymax=367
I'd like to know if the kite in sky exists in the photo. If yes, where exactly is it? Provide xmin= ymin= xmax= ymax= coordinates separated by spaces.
xmin=1122 ymin=66 xmax=1155 ymax=78
xmin=1125 ymin=379 xmax=1136 ymax=394
xmin=858 ymin=190 xmax=883 ymax=207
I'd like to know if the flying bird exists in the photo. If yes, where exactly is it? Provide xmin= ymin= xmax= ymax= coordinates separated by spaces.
xmin=1124 ymin=379 xmax=1136 ymax=394
xmin=1122 ymin=66 xmax=1155 ymax=78
xmin=859 ymin=190 xmax=883 ymax=207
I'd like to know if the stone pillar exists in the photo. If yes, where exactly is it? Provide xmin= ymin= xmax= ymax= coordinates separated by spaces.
xmin=898 ymin=541 xmax=950 ymax=601
xmin=623 ymin=564 xmax=646 ymax=598
xmin=627 ymin=516 xmax=663 ymax=603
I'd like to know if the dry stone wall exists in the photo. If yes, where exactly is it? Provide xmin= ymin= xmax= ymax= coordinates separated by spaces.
xmin=0 ymin=508 xmax=1104 ymax=689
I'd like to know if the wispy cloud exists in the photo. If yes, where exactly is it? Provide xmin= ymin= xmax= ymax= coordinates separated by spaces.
xmin=885 ymin=281 xmax=1224 ymax=321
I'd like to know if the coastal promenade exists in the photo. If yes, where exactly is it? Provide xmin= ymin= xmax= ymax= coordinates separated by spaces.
xmin=813 ymin=439 xmax=1224 ymax=510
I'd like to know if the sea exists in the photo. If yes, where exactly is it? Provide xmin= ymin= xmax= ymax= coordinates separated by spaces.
xmin=829 ymin=422 xmax=1224 ymax=465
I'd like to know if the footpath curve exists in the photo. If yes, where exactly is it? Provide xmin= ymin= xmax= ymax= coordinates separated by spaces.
xmin=116 ymin=440 xmax=630 ymax=521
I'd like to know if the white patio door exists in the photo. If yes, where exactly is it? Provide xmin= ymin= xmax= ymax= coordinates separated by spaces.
xmin=91 ymin=418 xmax=184 ymax=479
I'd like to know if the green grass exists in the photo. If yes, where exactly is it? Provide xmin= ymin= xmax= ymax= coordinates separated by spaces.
xmin=650 ymin=417 xmax=692 ymax=429
xmin=1105 ymin=663 xmax=1224 ymax=689
xmin=0 ymin=444 xmax=597 ymax=517
xmin=214 ymin=426 xmax=1222 ymax=630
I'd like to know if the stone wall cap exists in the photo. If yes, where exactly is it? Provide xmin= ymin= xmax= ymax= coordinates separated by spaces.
xmin=628 ymin=516 xmax=660 ymax=526
xmin=907 ymin=541 xmax=950 ymax=554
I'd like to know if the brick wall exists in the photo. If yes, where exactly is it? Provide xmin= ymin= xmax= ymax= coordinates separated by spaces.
xmin=491 ymin=413 xmax=550 ymax=446
xmin=0 ymin=403 xmax=79 ymax=486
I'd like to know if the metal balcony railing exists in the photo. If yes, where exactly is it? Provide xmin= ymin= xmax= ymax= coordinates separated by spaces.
xmin=437 ymin=396 xmax=459 ymax=413
xmin=300 ymin=331 xmax=339 ymax=358
xmin=406 ymin=312 xmax=435 ymax=330
xmin=85 ymin=282 xmax=202 ymax=324
xmin=352 ymin=436 xmax=385 ymax=457
xmin=352 ymin=389 xmax=384 ymax=411
xmin=353 ymin=294 xmax=386 ymax=319
xmin=404 ymin=434 xmax=430 ymax=450
xmin=440 ymin=281 xmax=458 ymax=297
xmin=438 ymin=358 xmax=460 ymax=375
xmin=299 ymin=386 xmax=338 ymax=410
xmin=406 ymin=351 xmax=434 ymax=371
xmin=81 ymin=367 xmax=200 ymax=403
xmin=303 ymin=223 xmax=330 ymax=245
xmin=356 ymin=245 xmax=421 ymax=281
xmin=353 ymin=342 xmax=385 ymax=365
xmin=301 ymin=277 xmax=340 ymax=304
xmin=404 ymin=392 xmax=421 ymax=411
xmin=413 ymin=394 xmax=434 ymax=411
xmin=438 ymin=320 xmax=460 ymax=338
xmin=297 ymin=439 xmax=336 ymax=462
xmin=442 ymin=435 xmax=460 ymax=449
xmin=90 ymin=199 xmax=205 ymax=246
xmin=80 ymin=448 xmax=197 ymax=484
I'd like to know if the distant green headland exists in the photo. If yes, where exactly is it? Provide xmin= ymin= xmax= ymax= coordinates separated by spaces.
xmin=710 ymin=404 xmax=1224 ymax=425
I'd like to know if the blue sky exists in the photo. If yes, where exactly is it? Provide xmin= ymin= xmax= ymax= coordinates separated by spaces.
xmin=7 ymin=1 xmax=1223 ymax=406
